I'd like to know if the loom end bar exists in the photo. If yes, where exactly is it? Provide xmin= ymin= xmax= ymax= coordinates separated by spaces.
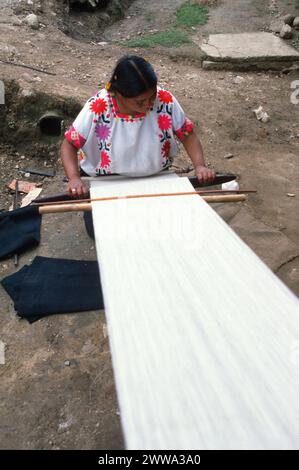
xmin=38 ymin=202 xmax=92 ymax=214
xmin=38 ymin=195 xmax=246 ymax=214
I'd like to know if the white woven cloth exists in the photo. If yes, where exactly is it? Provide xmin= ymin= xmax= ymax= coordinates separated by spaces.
xmin=91 ymin=173 xmax=299 ymax=450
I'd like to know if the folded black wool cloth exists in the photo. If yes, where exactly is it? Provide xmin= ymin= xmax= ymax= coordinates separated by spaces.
xmin=1 ymin=256 xmax=104 ymax=323
xmin=0 ymin=206 xmax=42 ymax=260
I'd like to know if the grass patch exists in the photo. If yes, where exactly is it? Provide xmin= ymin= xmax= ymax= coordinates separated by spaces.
xmin=176 ymin=1 xmax=208 ymax=27
xmin=123 ymin=30 xmax=193 ymax=48
xmin=296 ymin=0 xmax=299 ymax=8
xmin=121 ymin=1 xmax=209 ymax=49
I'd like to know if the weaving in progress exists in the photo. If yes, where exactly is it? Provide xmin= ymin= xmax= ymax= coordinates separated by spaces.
xmin=90 ymin=172 xmax=299 ymax=450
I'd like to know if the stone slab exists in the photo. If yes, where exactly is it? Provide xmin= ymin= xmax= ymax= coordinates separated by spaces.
xmin=202 ymin=60 xmax=298 ymax=71
xmin=201 ymin=32 xmax=299 ymax=63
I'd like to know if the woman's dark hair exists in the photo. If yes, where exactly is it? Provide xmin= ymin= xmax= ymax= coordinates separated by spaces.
xmin=109 ymin=55 xmax=157 ymax=98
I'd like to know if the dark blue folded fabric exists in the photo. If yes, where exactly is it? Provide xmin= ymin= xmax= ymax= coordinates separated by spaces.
xmin=0 ymin=206 xmax=41 ymax=260
xmin=1 ymin=256 xmax=104 ymax=323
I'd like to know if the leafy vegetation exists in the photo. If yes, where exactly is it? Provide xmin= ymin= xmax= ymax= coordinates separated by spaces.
xmin=123 ymin=30 xmax=192 ymax=48
xmin=176 ymin=2 xmax=209 ymax=27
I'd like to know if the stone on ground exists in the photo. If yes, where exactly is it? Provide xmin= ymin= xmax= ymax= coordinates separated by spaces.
xmin=201 ymin=32 xmax=299 ymax=71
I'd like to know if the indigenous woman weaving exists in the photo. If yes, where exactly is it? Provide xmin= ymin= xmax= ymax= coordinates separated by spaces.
xmin=61 ymin=55 xmax=215 ymax=196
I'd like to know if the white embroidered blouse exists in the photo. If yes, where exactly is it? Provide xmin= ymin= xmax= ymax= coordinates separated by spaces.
xmin=65 ymin=87 xmax=194 ymax=177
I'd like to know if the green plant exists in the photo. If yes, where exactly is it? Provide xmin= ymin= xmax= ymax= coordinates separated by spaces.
xmin=121 ymin=1 xmax=210 ymax=49
xmin=176 ymin=1 xmax=209 ymax=27
xmin=122 ymin=30 xmax=193 ymax=48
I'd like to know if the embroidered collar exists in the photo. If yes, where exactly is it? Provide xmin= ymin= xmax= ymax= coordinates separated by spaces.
xmin=107 ymin=91 xmax=147 ymax=121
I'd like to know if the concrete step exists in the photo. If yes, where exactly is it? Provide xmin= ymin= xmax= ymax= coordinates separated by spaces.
xmin=200 ymin=33 xmax=299 ymax=71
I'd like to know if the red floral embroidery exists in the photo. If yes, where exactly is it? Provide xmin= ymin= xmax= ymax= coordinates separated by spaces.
xmin=158 ymin=114 xmax=171 ymax=131
xmin=109 ymin=93 xmax=145 ymax=120
xmin=162 ymin=140 xmax=171 ymax=159
xmin=174 ymin=117 xmax=194 ymax=140
xmin=64 ymin=126 xmax=86 ymax=149
xmin=158 ymin=89 xmax=173 ymax=104
xmin=90 ymin=97 xmax=107 ymax=115
xmin=100 ymin=150 xmax=111 ymax=168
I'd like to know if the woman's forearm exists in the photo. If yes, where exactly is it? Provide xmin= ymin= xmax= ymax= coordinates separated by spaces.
xmin=181 ymin=131 xmax=205 ymax=169
xmin=60 ymin=139 xmax=88 ymax=196
xmin=181 ymin=131 xmax=215 ymax=183
xmin=60 ymin=139 xmax=81 ymax=180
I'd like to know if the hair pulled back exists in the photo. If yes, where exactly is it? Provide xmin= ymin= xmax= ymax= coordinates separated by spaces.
xmin=109 ymin=55 xmax=157 ymax=98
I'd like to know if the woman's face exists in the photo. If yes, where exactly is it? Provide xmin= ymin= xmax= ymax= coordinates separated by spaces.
xmin=116 ymin=87 xmax=157 ymax=115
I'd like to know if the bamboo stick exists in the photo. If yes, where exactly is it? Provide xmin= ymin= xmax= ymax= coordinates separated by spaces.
xmin=33 ymin=189 xmax=256 ymax=207
xmin=38 ymin=194 xmax=247 ymax=214
xmin=33 ymin=191 xmax=251 ymax=206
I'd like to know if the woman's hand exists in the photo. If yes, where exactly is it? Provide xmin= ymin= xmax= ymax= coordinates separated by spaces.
xmin=68 ymin=177 xmax=89 ymax=198
xmin=195 ymin=165 xmax=215 ymax=185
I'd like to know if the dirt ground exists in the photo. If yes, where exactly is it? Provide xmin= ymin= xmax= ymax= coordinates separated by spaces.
xmin=0 ymin=0 xmax=299 ymax=450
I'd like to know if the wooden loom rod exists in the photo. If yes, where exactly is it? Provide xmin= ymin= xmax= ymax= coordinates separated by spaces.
xmin=34 ymin=190 xmax=252 ymax=207
xmin=33 ymin=188 xmax=256 ymax=205
xmin=38 ymin=194 xmax=247 ymax=214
